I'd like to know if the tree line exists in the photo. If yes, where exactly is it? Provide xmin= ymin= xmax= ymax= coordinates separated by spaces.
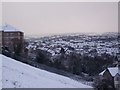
xmin=35 ymin=47 xmax=117 ymax=76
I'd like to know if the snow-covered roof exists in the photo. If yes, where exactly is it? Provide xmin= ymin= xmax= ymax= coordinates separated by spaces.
xmin=0 ymin=24 xmax=22 ymax=32
xmin=99 ymin=70 xmax=106 ymax=76
xmin=100 ymin=67 xmax=119 ymax=77
xmin=0 ymin=26 xmax=2 ymax=31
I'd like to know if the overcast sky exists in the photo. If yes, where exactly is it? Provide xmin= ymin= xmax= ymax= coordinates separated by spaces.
xmin=2 ymin=2 xmax=118 ymax=36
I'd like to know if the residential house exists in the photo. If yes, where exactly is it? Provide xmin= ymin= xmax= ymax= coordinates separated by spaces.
xmin=99 ymin=67 xmax=120 ymax=90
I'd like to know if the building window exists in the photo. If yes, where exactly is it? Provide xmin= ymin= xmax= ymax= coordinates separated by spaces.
xmin=4 ymin=41 xmax=9 ymax=46
xmin=18 ymin=33 xmax=20 ymax=36
xmin=115 ymin=77 xmax=119 ymax=81
xmin=10 ymin=33 xmax=14 ymax=36
xmin=4 ymin=33 xmax=9 ymax=37
xmin=115 ymin=84 xmax=120 ymax=89
xmin=4 ymin=37 xmax=8 ymax=41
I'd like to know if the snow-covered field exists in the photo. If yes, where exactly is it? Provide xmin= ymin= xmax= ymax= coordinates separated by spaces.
xmin=1 ymin=54 xmax=93 ymax=88
xmin=0 ymin=54 xmax=2 ymax=90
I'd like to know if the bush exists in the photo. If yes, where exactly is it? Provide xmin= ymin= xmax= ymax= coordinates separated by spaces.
xmin=36 ymin=49 xmax=51 ymax=65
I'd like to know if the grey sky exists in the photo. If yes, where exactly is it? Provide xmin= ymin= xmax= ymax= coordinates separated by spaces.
xmin=2 ymin=2 xmax=118 ymax=36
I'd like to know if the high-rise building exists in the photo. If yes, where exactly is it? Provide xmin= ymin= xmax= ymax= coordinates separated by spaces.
xmin=0 ymin=24 xmax=24 ymax=52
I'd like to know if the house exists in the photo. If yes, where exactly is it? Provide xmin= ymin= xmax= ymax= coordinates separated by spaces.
xmin=0 ymin=24 xmax=24 ymax=52
xmin=99 ymin=67 xmax=120 ymax=90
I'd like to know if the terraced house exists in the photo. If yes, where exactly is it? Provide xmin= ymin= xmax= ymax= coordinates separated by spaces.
xmin=0 ymin=24 xmax=24 ymax=52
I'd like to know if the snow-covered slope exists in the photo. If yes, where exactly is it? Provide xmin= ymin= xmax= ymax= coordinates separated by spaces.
xmin=0 ymin=54 xmax=2 ymax=90
xmin=2 ymin=54 xmax=93 ymax=88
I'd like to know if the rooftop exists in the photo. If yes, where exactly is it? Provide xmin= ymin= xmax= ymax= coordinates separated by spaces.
xmin=0 ymin=24 xmax=22 ymax=32
xmin=100 ymin=67 xmax=119 ymax=77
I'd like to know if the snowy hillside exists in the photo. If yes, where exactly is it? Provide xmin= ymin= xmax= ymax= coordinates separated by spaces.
xmin=2 ymin=54 xmax=93 ymax=88
xmin=0 ymin=54 xmax=2 ymax=90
